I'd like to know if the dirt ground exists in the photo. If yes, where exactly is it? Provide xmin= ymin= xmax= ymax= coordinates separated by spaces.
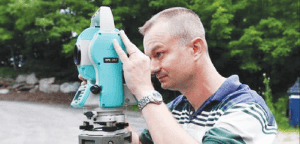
xmin=0 ymin=77 xmax=75 ymax=105
xmin=0 ymin=88 xmax=75 ymax=105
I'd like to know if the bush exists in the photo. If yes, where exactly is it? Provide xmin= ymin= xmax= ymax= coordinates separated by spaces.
xmin=262 ymin=73 xmax=275 ymax=113
xmin=262 ymin=73 xmax=299 ymax=133
xmin=0 ymin=67 xmax=19 ymax=78
xmin=18 ymin=58 xmax=78 ymax=82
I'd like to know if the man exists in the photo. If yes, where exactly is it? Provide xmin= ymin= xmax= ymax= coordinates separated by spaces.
xmin=82 ymin=7 xmax=278 ymax=144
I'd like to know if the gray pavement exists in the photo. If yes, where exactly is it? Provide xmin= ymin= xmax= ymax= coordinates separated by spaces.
xmin=0 ymin=101 xmax=298 ymax=144
xmin=0 ymin=101 xmax=146 ymax=144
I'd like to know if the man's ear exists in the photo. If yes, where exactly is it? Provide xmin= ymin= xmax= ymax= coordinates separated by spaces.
xmin=189 ymin=37 xmax=206 ymax=60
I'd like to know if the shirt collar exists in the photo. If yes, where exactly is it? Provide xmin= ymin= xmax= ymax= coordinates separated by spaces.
xmin=182 ymin=75 xmax=242 ymax=112
xmin=210 ymin=75 xmax=241 ymax=102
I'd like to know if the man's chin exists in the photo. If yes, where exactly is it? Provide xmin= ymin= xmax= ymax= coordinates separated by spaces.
xmin=161 ymin=82 xmax=168 ymax=89
xmin=161 ymin=82 xmax=177 ymax=91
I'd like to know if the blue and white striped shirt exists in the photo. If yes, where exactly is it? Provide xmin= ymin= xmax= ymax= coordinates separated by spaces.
xmin=140 ymin=75 xmax=278 ymax=144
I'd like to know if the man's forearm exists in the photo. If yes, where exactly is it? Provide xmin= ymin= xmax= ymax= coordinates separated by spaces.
xmin=141 ymin=102 xmax=199 ymax=144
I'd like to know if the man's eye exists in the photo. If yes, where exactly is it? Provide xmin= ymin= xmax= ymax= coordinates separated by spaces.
xmin=157 ymin=52 xmax=164 ymax=57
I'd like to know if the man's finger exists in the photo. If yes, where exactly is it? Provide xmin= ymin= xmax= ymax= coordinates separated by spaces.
xmin=81 ymin=81 xmax=87 ymax=85
xmin=113 ymin=39 xmax=129 ymax=63
xmin=119 ymin=30 xmax=140 ymax=54
xmin=78 ymin=75 xmax=87 ymax=85
xmin=78 ymin=75 xmax=85 ymax=81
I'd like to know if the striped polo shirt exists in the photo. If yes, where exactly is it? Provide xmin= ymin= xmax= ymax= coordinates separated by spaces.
xmin=140 ymin=75 xmax=278 ymax=144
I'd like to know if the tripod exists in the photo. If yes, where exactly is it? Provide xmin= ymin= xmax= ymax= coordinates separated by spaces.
xmin=78 ymin=108 xmax=132 ymax=144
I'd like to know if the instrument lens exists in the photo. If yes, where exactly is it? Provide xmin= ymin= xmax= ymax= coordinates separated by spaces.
xmin=74 ymin=45 xmax=81 ymax=65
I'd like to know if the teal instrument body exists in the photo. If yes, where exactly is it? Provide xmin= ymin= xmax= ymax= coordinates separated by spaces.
xmin=90 ymin=31 xmax=125 ymax=108
xmin=71 ymin=7 xmax=126 ymax=108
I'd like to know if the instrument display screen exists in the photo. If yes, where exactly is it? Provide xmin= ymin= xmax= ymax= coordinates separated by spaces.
xmin=104 ymin=58 xmax=119 ymax=63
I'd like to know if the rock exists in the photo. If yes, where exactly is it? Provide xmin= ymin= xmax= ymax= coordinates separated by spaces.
xmin=0 ymin=89 xmax=9 ymax=94
xmin=29 ymin=85 xmax=39 ymax=93
xmin=16 ymin=75 xmax=27 ymax=83
xmin=3 ymin=78 xmax=14 ymax=82
xmin=0 ymin=80 xmax=13 ymax=88
xmin=12 ymin=83 xmax=24 ymax=89
xmin=73 ymin=82 xmax=80 ymax=89
xmin=39 ymin=77 xmax=55 ymax=93
xmin=40 ymin=84 xmax=51 ymax=93
xmin=60 ymin=82 xmax=80 ymax=93
xmin=26 ymin=73 xmax=38 ymax=84
xmin=18 ymin=85 xmax=35 ymax=91
xmin=50 ymin=84 xmax=60 ymax=92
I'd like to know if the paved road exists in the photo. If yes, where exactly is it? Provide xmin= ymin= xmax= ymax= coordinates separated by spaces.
xmin=0 ymin=101 xmax=147 ymax=144
xmin=0 ymin=101 xmax=298 ymax=144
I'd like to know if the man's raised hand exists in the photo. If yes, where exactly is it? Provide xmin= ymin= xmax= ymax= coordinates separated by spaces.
xmin=113 ymin=30 xmax=154 ymax=100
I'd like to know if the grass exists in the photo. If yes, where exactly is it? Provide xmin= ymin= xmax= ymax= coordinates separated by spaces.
xmin=278 ymin=127 xmax=300 ymax=133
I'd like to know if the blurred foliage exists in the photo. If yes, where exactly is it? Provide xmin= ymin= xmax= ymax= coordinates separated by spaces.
xmin=17 ymin=58 xmax=78 ymax=81
xmin=0 ymin=67 xmax=18 ymax=78
xmin=0 ymin=0 xmax=96 ymax=80
xmin=128 ymin=104 xmax=139 ymax=111
xmin=0 ymin=0 xmax=299 ymax=102
xmin=262 ymin=73 xmax=299 ymax=133
xmin=262 ymin=73 xmax=275 ymax=113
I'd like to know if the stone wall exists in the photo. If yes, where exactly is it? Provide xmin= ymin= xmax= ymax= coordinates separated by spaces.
xmin=0 ymin=73 xmax=80 ymax=94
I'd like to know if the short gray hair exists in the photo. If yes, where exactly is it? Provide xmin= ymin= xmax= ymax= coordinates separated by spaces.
xmin=139 ymin=7 xmax=206 ymax=46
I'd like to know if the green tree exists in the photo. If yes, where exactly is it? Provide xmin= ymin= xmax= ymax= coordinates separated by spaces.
xmin=0 ymin=0 xmax=97 ymax=79
xmin=0 ymin=0 xmax=22 ymax=70
xmin=1 ymin=0 xmax=298 ymax=100
xmin=61 ymin=0 xmax=156 ymax=52
xmin=228 ymin=0 xmax=300 ymax=93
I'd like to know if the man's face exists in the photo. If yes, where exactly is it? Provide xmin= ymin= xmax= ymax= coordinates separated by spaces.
xmin=144 ymin=22 xmax=195 ymax=90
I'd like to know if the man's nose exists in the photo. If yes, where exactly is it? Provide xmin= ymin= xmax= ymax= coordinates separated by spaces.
xmin=151 ymin=59 xmax=160 ymax=76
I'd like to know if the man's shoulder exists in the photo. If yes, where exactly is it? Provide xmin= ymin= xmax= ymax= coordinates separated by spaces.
xmin=220 ymin=82 xmax=270 ymax=115
xmin=214 ymin=75 xmax=267 ymax=111
xmin=166 ymin=95 xmax=186 ymax=110
xmin=218 ymin=84 xmax=258 ymax=109
xmin=213 ymin=75 xmax=277 ymax=129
